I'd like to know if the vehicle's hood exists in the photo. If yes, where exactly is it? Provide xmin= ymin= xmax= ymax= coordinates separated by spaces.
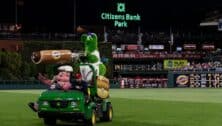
xmin=38 ymin=90 xmax=84 ymax=101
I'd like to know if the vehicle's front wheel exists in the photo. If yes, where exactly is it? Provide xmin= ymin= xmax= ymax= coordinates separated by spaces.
xmin=44 ymin=118 xmax=56 ymax=126
xmin=101 ymin=103 xmax=113 ymax=121
xmin=86 ymin=110 xmax=96 ymax=126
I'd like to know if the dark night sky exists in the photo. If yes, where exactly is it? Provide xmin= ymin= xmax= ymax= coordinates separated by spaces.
xmin=0 ymin=0 xmax=222 ymax=32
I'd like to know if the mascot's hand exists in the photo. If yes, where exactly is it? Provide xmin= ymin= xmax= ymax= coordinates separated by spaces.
xmin=38 ymin=73 xmax=52 ymax=85
xmin=38 ymin=73 xmax=46 ymax=80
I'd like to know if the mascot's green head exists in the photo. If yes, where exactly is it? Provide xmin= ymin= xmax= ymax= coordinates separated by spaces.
xmin=81 ymin=33 xmax=98 ymax=53
xmin=80 ymin=32 xmax=107 ymax=76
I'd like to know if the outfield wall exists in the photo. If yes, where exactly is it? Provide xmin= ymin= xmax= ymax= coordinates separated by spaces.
xmin=2 ymin=70 xmax=222 ymax=89
xmin=0 ymin=80 xmax=120 ymax=89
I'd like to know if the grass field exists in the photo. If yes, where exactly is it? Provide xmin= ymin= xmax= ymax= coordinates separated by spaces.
xmin=1 ymin=89 xmax=222 ymax=126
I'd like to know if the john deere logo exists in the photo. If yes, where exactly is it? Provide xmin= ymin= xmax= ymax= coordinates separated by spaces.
xmin=117 ymin=3 xmax=125 ymax=12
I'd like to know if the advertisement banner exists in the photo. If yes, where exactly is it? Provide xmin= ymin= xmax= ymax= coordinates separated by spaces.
xmin=202 ymin=44 xmax=215 ymax=50
xmin=125 ymin=44 xmax=141 ymax=51
xmin=183 ymin=44 xmax=196 ymax=50
xmin=148 ymin=44 xmax=164 ymax=50
xmin=174 ymin=73 xmax=222 ymax=88
xmin=164 ymin=60 xmax=188 ymax=70
xmin=175 ymin=74 xmax=189 ymax=87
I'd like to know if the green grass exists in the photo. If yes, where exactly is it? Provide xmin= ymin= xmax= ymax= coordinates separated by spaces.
xmin=1 ymin=89 xmax=222 ymax=126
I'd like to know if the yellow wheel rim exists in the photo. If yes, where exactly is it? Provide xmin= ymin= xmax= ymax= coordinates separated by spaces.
xmin=87 ymin=88 xmax=91 ymax=96
xmin=92 ymin=112 xmax=96 ymax=125
xmin=109 ymin=108 xmax=113 ymax=120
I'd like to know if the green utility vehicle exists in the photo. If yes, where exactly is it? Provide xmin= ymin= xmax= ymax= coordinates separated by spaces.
xmin=37 ymin=64 xmax=113 ymax=126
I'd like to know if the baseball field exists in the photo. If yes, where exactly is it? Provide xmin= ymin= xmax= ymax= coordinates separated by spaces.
xmin=0 ymin=88 xmax=222 ymax=126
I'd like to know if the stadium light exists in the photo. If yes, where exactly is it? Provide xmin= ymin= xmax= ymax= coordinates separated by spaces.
xmin=200 ymin=21 xmax=218 ymax=26
xmin=200 ymin=19 xmax=222 ymax=31
xmin=218 ymin=19 xmax=222 ymax=31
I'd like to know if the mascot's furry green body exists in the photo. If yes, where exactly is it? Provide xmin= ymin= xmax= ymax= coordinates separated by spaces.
xmin=80 ymin=33 xmax=106 ymax=81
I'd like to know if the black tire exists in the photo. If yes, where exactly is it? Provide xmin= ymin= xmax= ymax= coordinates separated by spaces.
xmin=101 ymin=103 xmax=113 ymax=121
xmin=86 ymin=109 xmax=96 ymax=126
xmin=44 ymin=118 xmax=56 ymax=126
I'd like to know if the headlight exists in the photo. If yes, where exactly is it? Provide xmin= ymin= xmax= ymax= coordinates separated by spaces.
xmin=42 ymin=101 xmax=49 ymax=106
xmin=70 ymin=101 xmax=77 ymax=108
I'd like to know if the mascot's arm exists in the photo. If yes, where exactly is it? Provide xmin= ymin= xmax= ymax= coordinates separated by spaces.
xmin=99 ymin=64 xmax=106 ymax=76
xmin=81 ymin=34 xmax=87 ymax=42
xmin=38 ymin=73 xmax=53 ymax=86
xmin=86 ymin=54 xmax=99 ymax=63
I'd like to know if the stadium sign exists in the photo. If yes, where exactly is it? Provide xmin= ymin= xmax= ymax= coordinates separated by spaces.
xmin=100 ymin=2 xmax=141 ymax=28
xmin=163 ymin=60 xmax=188 ymax=70
xmin=176 ymin=75 xmax=189 ymax=86
xmin=173 ymin=72 xmax=222 ymax=88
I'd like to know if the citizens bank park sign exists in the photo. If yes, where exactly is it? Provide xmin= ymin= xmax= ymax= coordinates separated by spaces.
xmin=100 ymin=2 xmax=141 ymax=28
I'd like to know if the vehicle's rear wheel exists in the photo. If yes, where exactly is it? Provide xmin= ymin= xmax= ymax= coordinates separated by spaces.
xmin=86 ymin=110 xmax=96 ymax=126
xmin=101 ymin=103 xmax=113 ymax=121
xmin=44 ymin=118 xmax=56 ymax=126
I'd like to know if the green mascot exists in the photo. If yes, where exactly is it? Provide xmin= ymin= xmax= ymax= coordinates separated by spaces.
xmin=80 ymin=32 xmax=106 ymax=82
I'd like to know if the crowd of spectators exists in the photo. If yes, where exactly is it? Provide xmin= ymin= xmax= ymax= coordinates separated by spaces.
xmin=0 ymin=24 xmax=22 ymax=32
xmin=175 ymin=61 xmax=222 ymax=71
xmin=1 ymin=25 xmax=222 ymax=44
xmin=113 ymin=50 xmax=204 ymax=59
xmin=105 ymin=29 xmax=222 ymax=44
xmin=0 ymin=32 xmax=77 ymax=40
xmin=0 ymin=32 xmax=107 ymax=41
xmin=114 ymin=61 xmax=222 ymax=72
xmin=114 ymin=63 xmax=163 ymax=72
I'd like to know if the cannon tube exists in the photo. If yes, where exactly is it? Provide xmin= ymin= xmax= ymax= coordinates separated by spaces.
xmin=31 ymin=50 xmax=73 ymax=64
